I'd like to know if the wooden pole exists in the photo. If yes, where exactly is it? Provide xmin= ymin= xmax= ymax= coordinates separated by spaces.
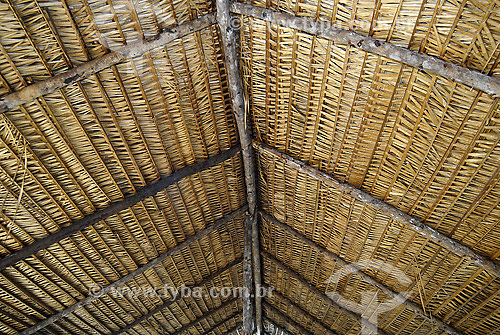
xmin=259 ymin=210 xmax=463 ymax=335
xmin=230 ymin=2 xmax=500 ymax=98
xmin=19 ymin=205 xmax=247 ymax=335
xmin=262 ymin=250 xmax=389 ymax=335
xmin=0 ymin=13 xmax=216 ymax=113
xmin=254 ymin=140 xmax=500 ymax=278
xmin=216 ymin=0 xmax=262 ymax=333
xmin=0 ymin=145 xmax=241 ymax=272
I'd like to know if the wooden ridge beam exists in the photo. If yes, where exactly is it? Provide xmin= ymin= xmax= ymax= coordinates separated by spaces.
xmin=254 ymin=140 xmax=500 ymax=278
xmin=261 ymin=250 xmax=389 ymax=335
xmin=0 ymin=145 xmax=241 ymax=273
xmin=230 ymin=2 xmax=500 ymax=98
xmin=216 ymin=0 xmax=262 ymax=333
xmin=0 ymin=13 xmax=216 ymax=113
xmin=259 ymin=210 xmax=463 ymax=335
xmin=111 ymin=258 xmax=243 ymax=335
xmin=19 ymin=204 xmax=248 ymax=335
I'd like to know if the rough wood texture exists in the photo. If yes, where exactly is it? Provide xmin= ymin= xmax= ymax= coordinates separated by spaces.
xmin=216 ymin=0 xmax=262 ymax=333
xmin=19 ymin=205 xmax=248 ymax=335
xmin=231 ymin=2 xmax=500 ymax=98
xmin=0 ymin=145 xmax=241 ymax=272
xmin=255 ymin=140 xmax=500 ymax=277
xmin=260 ymin=210 xmax=462 ymax=335
xmin=262 ymin=250 xmax=388 ymax=335
xmin=242 ymin=215 xmax=255 ymax=335
xmin=0 ymin=13 xmax=216 ymax=113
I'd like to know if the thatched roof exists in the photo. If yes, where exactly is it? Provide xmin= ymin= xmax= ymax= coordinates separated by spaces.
xmin=0 ymin=0 xmax=499 ymax=334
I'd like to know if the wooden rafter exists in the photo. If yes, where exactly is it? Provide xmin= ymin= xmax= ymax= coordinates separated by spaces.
xmin=254 ymin=141 xmax=500 ymax=278
xmin=19 ymin=205 xmax=248 ymax=335
xmin=216 ymin=0 xmax=262 ymax=333
xmin=0 ymin=13 xmax=216 ymax=113
xmin=0 ymin=145 xmax=241 ymax=273
xmin=230 ymin=2 xmax=500 ymax=98
xmin=259 ymin=210 xmax=463 ymax=335
xmin=262 ymin=250 xmax=390 ymax=335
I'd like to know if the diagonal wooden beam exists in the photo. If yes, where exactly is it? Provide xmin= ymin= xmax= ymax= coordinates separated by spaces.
xmin=254 ymin=140 xmax=500 ymax=278
xmin=0 ymin=13 xmax=216 ymax=113
xmin=263 ymin=285 xmax=339 ymax=335
xmin=261 ymin=250 xmax=389 ymax=335
xmin=0 ymin=145 xmax=241 ymax=273
xmin=111 ymin=258 xmax=243 ymax=335
xmin=19 ymin=204 xmax=247 ymax=335
xmin=230 ymin=2 xmax=500 ymax=98
xmin=216 ymin=1 xmax=262 ymax=334
xmin=259 ymin=210 xmax=463 ymax=335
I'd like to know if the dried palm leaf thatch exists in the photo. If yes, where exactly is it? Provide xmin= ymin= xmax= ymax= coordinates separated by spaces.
xmin=257 ymin=149 xmax=500 ymax=334
xmin=239 ymin=10 xmax=500 ymax=261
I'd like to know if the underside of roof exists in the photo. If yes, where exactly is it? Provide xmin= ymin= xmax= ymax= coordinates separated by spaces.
xmin=0 ymin=0 xmax=499 ymax=334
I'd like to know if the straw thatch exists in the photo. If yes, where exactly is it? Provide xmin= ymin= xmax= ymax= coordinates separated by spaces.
xmin=0 ymin=0 xmax=499 ymax=334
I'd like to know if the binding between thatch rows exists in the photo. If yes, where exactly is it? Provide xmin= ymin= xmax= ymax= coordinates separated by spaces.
xmin=262 ymin=250 xmax=388 ymax=335
xmin=216 ymin=1 xmax=263 ymax=334
xmin=259 ymin=211 xmax=462 ymax=335
xmin=0 ymin=145 xmax=241 ymax=272
xmin=0 ymin=13 xmax=217 ymax=113
xmin=230 ymin=2 xmax=500 ymax=98
xmin=109 ymin=258 xmax=243 ymax=335
xmin=254 ymin=140 xmax=500 ymax=278
xmin=264 ymin=304 xmax=327 ymax=335
xmin=19 ymin=205 xmax=248 ymax=335
xmin=264 ymin=286 xmax=339 ymax=335
xmin=0 ymin=1 xmax=499 ymax=116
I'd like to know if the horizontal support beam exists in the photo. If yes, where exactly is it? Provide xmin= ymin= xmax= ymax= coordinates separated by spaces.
xmin=0 ymin=145 xmax=241 ymax=272
xmin=113 ymin=258 xmax=243 ymax=335
xmin=259 ymin=210 xmax=462 ymax=335
xmin=263 ymin=285 xmax=339 ymax=335
xmin=0 ymin=13 xmax=216 ymax=113
xmin=254 ymin=141 xmax=500 ymax=278
xmin=231 ymin=2 xmax=500 ymax=98
xmin=20 ymin=204 xmax=247 ymax=335
xmin=261 ymin=250 xmax=389 ymax=335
